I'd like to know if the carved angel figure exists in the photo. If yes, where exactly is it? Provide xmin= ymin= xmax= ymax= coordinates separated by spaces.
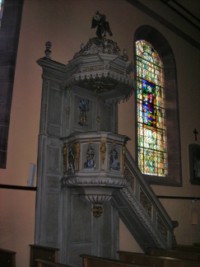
xmin=91 ymin=11 xmax=112 ymax=39
xmin=109 ymin=147 xmax=120 ymax=171
xmin=79 ymin=98 xmax=89 ymax=126
xmin=84 ymin=144 xmax=96 ymax=169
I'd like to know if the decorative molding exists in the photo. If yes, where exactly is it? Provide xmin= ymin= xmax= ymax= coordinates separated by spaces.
xmin=92 ymin=204 xmax=104 ymax=218
xmin=0 ymin=184 xmax=37 ymax=191
xmin=160 ymin=0 xmax=200 ymax=31
xmin=66 ymin=37 xmax=135 ymax=103
xmin=126 ymin=0 xmax=200 ymax=50
xmin=157 ymin=195 xmax=200 ymax=200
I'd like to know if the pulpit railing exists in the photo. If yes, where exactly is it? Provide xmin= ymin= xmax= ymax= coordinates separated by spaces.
xmin=112 ymin=148 xmax=177 ymax=251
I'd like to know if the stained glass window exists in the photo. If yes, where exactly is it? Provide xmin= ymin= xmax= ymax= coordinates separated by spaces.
xmin=0 ymin=0 xmax=4 ymax=27
xmin=136 ymin=40 xmax=167 ymax=177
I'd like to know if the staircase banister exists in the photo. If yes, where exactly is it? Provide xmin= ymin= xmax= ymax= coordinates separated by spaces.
xmin=125 ymin=148 xmax=174 ymax=230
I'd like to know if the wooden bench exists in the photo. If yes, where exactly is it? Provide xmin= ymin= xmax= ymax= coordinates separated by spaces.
xmin=118 ymin=250 xmax=200 ymax=267
xmin=149 ymin=248 xmax=200 ymax=261
xmin=193 ymin=243 xmax=200 ymax=247
xmin=81 ymin=254 xmax=152 ymax=267
xmin=30 ymin=244 xmax=59 ymax=267
xmin=35 ymin=259 xmax=73 ymax=267
xmin=176 ymin=245 xmax=200 ymax=253
xmin=0 ymin=248 xmax=16 ymax=267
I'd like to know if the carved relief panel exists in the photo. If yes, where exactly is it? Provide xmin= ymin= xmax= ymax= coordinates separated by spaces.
xmin=62 ymin=85 xmax=116 ymax=136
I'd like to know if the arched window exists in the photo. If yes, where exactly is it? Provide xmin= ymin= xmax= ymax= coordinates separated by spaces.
xmin=0 ymin=0 xmax=23 ymax=168
xmin=135 ymin=26 xmax=182 ymax=186
xmin=0 ymin=0 xmax=4 ymax=27
xmin=136 ymin=40 xmax=167 ymax=177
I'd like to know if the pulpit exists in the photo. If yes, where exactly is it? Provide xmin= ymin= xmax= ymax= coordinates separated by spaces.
xmin=35 ymin=15 xmax=134 ymax=266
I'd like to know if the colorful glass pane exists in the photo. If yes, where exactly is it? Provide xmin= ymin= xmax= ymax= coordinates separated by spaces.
xmin=136 ymin=40 xmax=167 ymax=177
xmin=0 ymin=0 xmax=4 ymax=27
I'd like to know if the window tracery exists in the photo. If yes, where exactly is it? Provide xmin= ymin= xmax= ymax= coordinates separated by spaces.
xmin=136 ymin=40 xmax=167 ymax=177
xmin=0 ymin=0 xmax=4 ymax=27
xmin=134 ymin=26 xmax=181 ymax=185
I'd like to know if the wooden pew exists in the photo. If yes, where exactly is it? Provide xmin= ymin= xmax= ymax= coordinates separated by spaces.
xmin=118 ymin=250 xmax=200 ymax=267
xmin=30 ymin=244 xmax=59 ymax=267
xmin=176 ymin=245 xmax=200 ymax=253
xmin=81 ymin=254 xmax=152 ymax=267
xmin=193 ymin=243 xmax=200 ymax=247
xmin=35 ymin=259 xmax=73 ymax=267
xmin=149 ymin=248 xmax=200 ymax=261
xmin=0 ymin=248 xmax=16 ymax=267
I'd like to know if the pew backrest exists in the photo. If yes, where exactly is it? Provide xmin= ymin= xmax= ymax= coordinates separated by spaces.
xmin=30 ymin=244 xmax=59 ymax=267
xmin=149 ymin=248 xmax=200 ymax=261
xmin=176 ymin=245 xmax=200 ymax=253
xmin=35 ymin=259 xmax=73 ymax=267
xmin=81 ymin=254 xmax=152 ymax=267
xmin=193 ymin=243 xmax=200 ymax=247
xmin=118 ymin=251 xmax=200 ymax=267
xmin=0 ymin=248 xmax=16 ymax=267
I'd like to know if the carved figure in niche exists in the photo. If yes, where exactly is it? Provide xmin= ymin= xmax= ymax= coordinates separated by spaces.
xmin=79 ymin=98 xmax=89 ymax=126
xmin=68 ymin=145 xmax=75 ymax=173
xmin=84 ymin=144 xmax=96 ymax=169
xmin=109 ymin=147 xmax=120 ymax=171
xmin=91 ymin=11 xmax=112 ymax=39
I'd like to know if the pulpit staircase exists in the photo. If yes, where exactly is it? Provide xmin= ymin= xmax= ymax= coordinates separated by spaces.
xmin=112 ymin=149 xmax=177 ymax=252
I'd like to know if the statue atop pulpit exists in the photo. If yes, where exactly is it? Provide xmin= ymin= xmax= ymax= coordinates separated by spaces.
xmin=91 ymin=11 xmax=112 ymax=39
xmin=66 ymin=12 xmax=134 ymax=105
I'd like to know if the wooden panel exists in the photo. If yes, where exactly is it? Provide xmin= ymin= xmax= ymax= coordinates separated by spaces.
xmin=35 ymin=259 xmax=72 ymax=267
xmin=176 ymin=245 xmax=200 ymax=253
xmin=81 ymin=254 xmax=151 ymax=267
xmin=149 ymin=248 xmax=200 ymax=261
xmin=118 ymin=251 xmax=200 ymax=267
xmin=0 ymin=248 xmax=16 ymax=267
xmin=29 ymin=245 xmax=59 ymax=267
